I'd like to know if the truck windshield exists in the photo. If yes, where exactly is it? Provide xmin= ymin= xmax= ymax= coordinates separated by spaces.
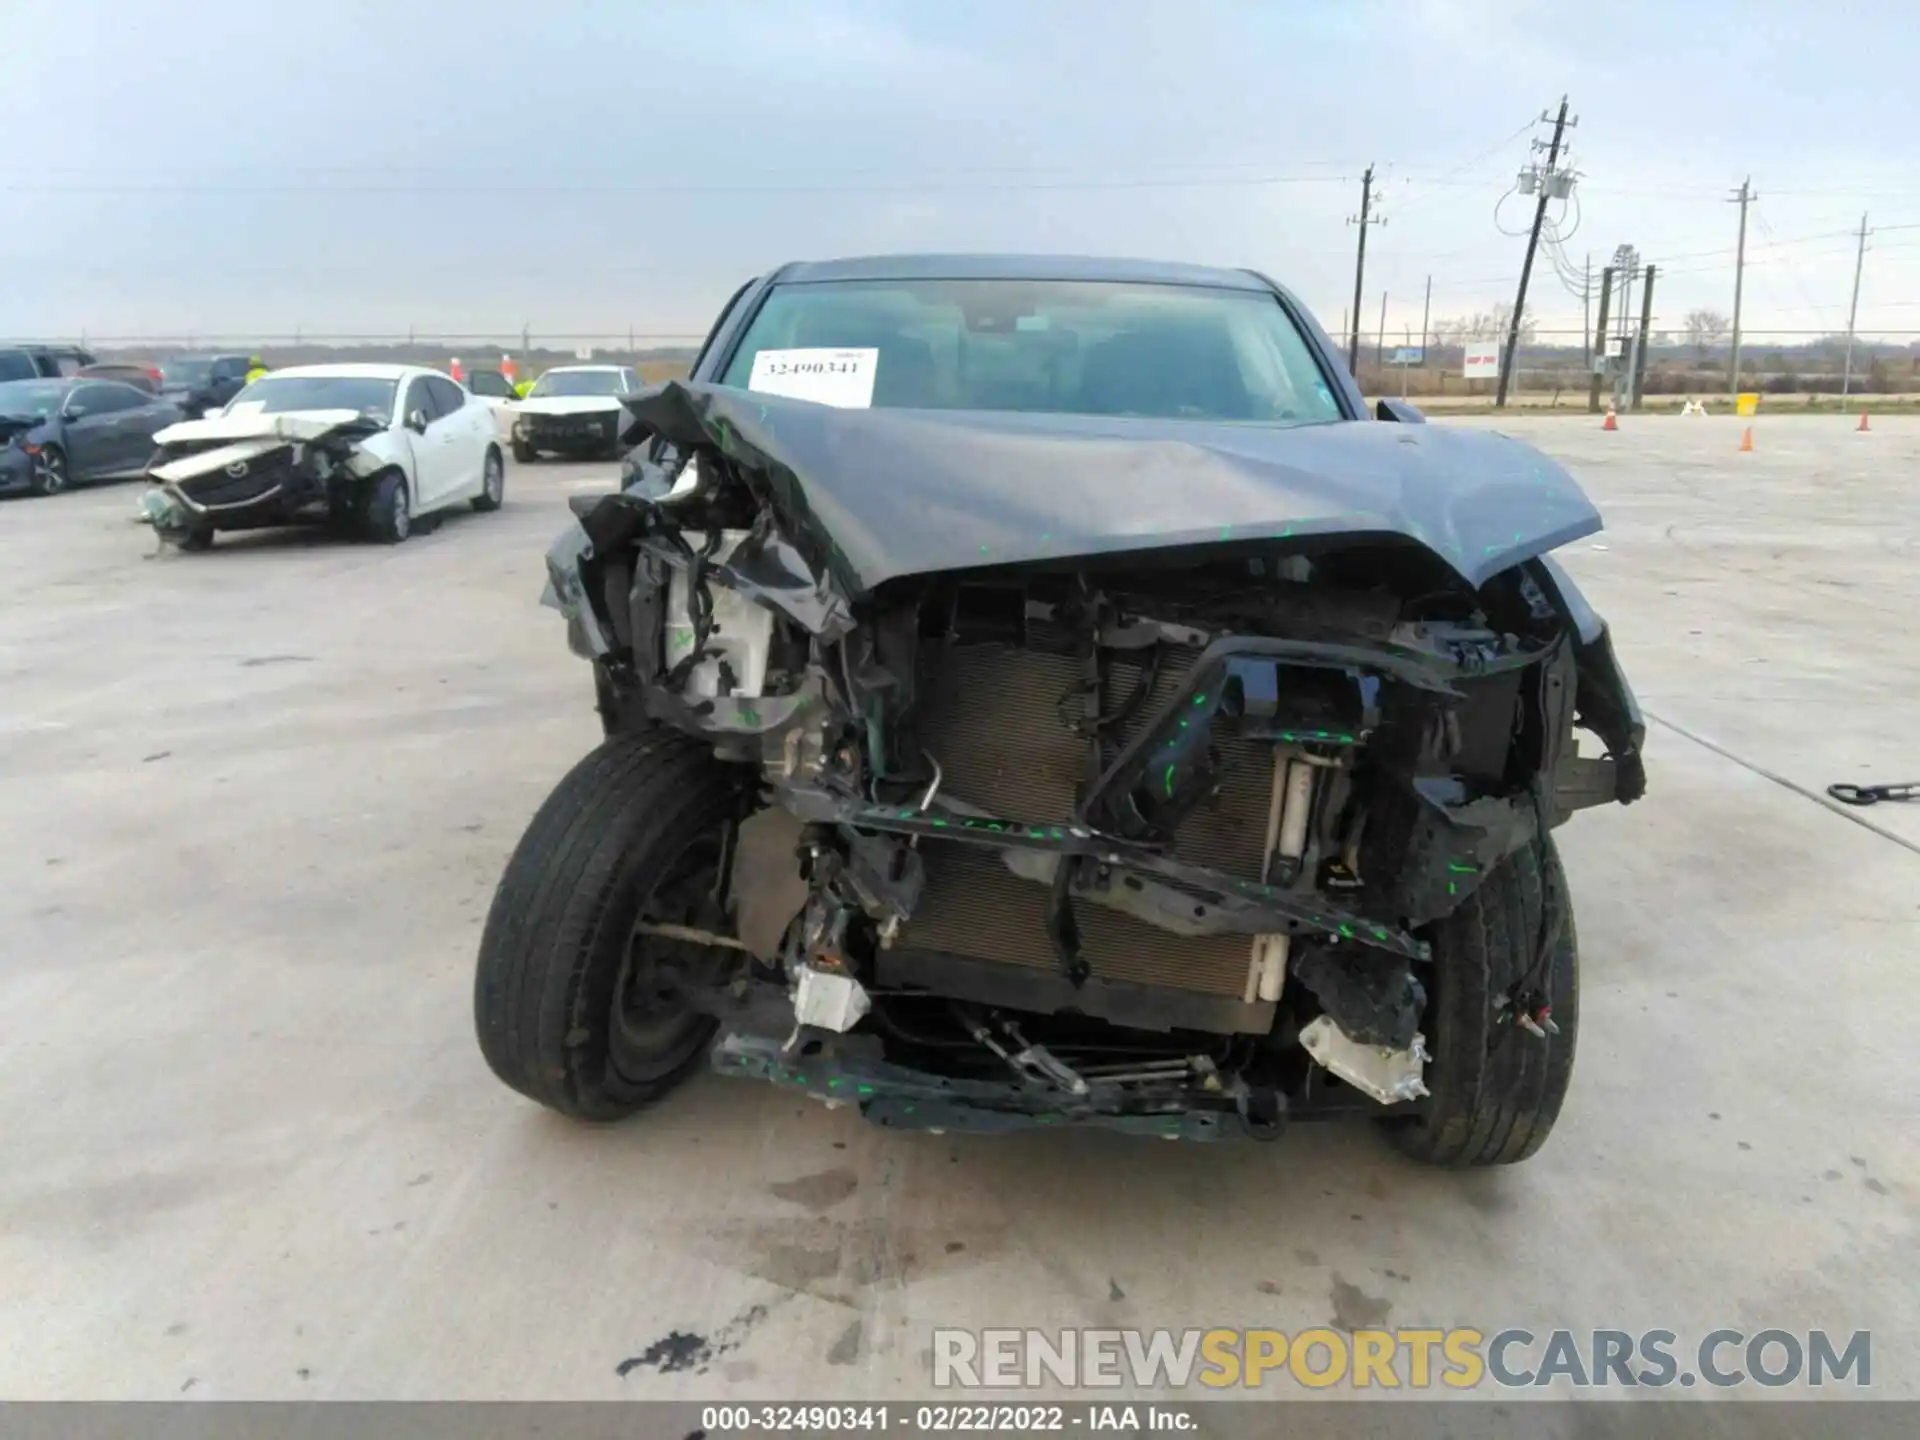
xmin=527 ymin=370 xmax=624 ymax=398
xmin=718 ymin=277 xmax=1344 ymax=424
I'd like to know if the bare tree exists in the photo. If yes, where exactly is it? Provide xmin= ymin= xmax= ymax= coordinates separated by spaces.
xmin=1683 ymin=308 xmax=1730 ymax=360
xmin=1432 ymin=304 xmax=1535 ymax=347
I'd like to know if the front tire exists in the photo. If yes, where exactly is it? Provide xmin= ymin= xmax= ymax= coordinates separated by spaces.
xmin=31 ymin=445 xmax=70 ymax=496
xmin=474 ymin=729 xmax=751 ymax=1121
xmin=1385 ymin=832 xmax=1578 ymax=1168
xmin=511 ymin=439 xmax=536 ymax=464
xmin=365 ymin=471 xmax=410 ymax=544
xmin=472 ymin=447 xmax=505 ymax=511
xmin=176 ymin=528 xmax=215 ymax=552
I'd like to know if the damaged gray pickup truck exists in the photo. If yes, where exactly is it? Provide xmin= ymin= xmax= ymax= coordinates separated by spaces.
xmin=474 ymin=255 xmax=1644 ymax=1165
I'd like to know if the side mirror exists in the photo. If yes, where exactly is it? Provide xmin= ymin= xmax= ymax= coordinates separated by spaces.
xmin=406 ymin=408 xmax=430 ymax=434
xmin=1375 ymin=397 xmax=1427 ymax=424
xmin=62 ymin=404 xmax=87 ymax=420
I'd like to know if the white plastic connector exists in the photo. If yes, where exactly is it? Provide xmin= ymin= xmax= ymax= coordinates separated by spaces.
xmin=1299 ymin=1016 xmax=1430 ymax=1105
xmin=792 ymin=964 xmax=871 ymax=1033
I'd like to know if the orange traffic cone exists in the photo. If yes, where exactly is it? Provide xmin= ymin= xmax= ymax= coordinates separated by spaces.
xmin=1858 ymin=410 xmax=1871 ymax=432
xmin=449 ymin=357 xmax=464 ymax=383
xmin=1739 ymin=426 xmax=1754 ymax=453
xmin=1602 ymin=407 xmax=1618 ymax=431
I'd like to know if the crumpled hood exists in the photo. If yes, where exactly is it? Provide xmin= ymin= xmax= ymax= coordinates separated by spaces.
xmin=517 ymin=395 xmax=626 ymax=418
xmin=625 ymin=383 xmax=1604 ymax=592
xmin=153 ymin=408 xmax=381 ymax=447
xmin=0 ymin=412 xmax=51 ymax=442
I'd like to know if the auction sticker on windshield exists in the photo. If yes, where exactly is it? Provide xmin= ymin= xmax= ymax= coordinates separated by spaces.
xmin=747 ymin=347 xmax=877 ymax=408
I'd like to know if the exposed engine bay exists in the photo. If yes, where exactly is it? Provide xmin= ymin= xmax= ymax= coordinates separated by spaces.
xmin=542 ymin=381 xmax=1646 ymax=1139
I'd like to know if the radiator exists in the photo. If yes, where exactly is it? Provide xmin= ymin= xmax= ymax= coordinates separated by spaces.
xmin=898 ymin=642 xmax=1280 ymax=1009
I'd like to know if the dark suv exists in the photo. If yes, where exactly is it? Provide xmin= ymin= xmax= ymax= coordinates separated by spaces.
xmin=0 ymin=345 xmax=97 ymax=382
xmin=157 ymin=354 xmax=254 ymax=419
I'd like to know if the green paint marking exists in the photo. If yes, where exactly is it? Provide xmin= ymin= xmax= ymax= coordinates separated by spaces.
xmin=857 ymin=1084 xmax=875 ymax=1097
xmin=978 ymin=543 xmax=991 ymax=555
xmin=903 ymin=1103 xmax=916 ymax=1115
xmin=1446 ymin=861 xmax=1478 ymax=874
xmin=1178 ymin=719 xmax=1189 ymax=729
xmin=1338 ymin=733 xmax=1355 ymax=744
xmin=1192 ymin=693 xmax=1208 ymax=706
xmin=1448 ymin=881 xmax=1459 ymax=896
xmin=1220 ymin=526 xmax=1233 ymax=540
xmin=740 ymin=706 xmax=760 ymax=726
xmin=1338 ymin=923 xmax=1355 ymax=938
xmin=1315 ymin=729 xmax=1329 ymax=739
xmin=1374 ymin=928 xmax=1389 ymax=940
xmin=1163 ymin=764 xmax=1177 ymax=797
xmin=932 ymin=817 xmax=949 ymax=827
xmin=827 ymin=1077 xmax=844 ymax=1090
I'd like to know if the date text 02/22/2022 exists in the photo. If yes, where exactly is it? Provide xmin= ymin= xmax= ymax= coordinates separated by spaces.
xmin=699 ymin=1403 xmax=1195 ymax=1432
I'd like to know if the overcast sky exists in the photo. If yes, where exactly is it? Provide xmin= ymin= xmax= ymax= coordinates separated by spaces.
xmin=5 ymin=0 xmax=1917 ymax=346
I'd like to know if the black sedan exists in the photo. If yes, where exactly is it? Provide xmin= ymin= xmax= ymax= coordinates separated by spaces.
xmin=0 ymin=378 xmax=184 ymax=497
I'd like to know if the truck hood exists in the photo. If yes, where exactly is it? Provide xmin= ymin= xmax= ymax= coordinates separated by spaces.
xmin=152 ymin=408 xmax=384 ymax=447
xmin=517 ymin=395 xmax=626 ymax=418
xmin=624 ymin=383 xmax=1604 ymax=593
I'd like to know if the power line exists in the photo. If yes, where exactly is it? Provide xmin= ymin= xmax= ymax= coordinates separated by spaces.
xmin=1388 ymin=117 xmax=1541 ymax=219
xmin=1753 ymin=205 xmax=1839 ymax=327
xmin=0 ymin=173 xmax=1362 ymax=196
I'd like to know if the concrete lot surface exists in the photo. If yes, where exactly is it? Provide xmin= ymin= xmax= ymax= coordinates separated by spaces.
xmin=2 ymin=417 xmax=1916 ymax=1403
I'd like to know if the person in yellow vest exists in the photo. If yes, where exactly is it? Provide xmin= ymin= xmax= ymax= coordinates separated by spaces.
xmin=244 ymin=356 xmax=268 ymax=385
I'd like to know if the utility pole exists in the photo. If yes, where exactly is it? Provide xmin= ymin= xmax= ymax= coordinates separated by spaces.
xmin=1842 ymin=213 xmax=1870 ymax=400
xmin=1347 ymin=164 xmax=1380 ymax=374
xmin=1581 ymin=253 xmax=1593 ymax=367
xmin=1587 ymin=266 xmax=1614 ymax=413
xmin=1375 ymin=290 xmax=1388 ymax=366
xmin=1631 ymin=264 xmax=1656 ymax=410
xmin=1496 ymin=96 xmax=1575 ymax=408
xmin=1728 ymin=177 xmax=1754 ymax=398
xmin=1420 ymin=274 xmax=1432 ymax=355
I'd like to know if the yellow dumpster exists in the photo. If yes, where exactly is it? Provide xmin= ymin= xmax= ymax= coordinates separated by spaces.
xmin=1735 ymin=392 xmax=1759 ymax=417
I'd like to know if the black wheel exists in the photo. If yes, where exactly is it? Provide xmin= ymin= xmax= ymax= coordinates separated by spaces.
xmin=365 ymin=471 xmax=410 ymax=544
xmin=511 ymin=439 xmax=536 ymax=464
xmin=31 ymin=445 xmax=70 ymax=496
xmin=474 ymin=728 xmax=752 ymax=1121
xmin=472 ymin=447 xmax=505 ymax=512
xmin=1385 ymin=832 xmax=1578 ymax=1168
xmin=177 ymin=528 xmax=215 ymax=552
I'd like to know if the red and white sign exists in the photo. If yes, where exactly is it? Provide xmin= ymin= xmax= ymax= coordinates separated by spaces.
xmin=1463 ymin=342 xmax=1501 ymax=379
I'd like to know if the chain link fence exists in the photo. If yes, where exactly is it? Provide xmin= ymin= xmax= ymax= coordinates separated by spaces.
xmin=1352 ymin=328 xmax=1920 ymax=409
xmin=15 ymin=333 xmax=707 ymax=386
xmin=20 ymin=327 xmax=1920 ymax=411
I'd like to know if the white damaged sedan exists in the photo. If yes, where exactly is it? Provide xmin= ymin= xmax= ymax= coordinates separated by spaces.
xmin=139 ymin=363 xmax=505 ymax=550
